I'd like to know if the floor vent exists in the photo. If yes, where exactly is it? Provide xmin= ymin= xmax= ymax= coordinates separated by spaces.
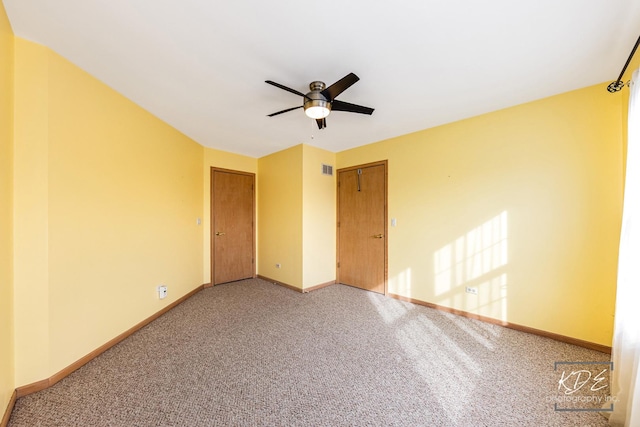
xmin=322 ymin=164 xmax=334 ymax=176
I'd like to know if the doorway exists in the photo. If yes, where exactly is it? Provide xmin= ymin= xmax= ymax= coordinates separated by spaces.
xmin=337 ymin=161 xmax=387 ymax=294
xmin=210 ymin=168 xmax=255 ymax=285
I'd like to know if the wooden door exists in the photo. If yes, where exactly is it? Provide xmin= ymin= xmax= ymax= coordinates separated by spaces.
xmin=211 ymin=169 xmax=255 ymax=285
xmin=337 ymin=161 xmax=387 ymax=294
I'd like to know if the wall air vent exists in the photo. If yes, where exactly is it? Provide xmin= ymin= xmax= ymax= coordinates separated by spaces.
xmin=322 ymin=164 xmax=334 ymax=176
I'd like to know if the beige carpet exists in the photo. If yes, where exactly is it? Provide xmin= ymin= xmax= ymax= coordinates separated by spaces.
xmin=8 ymin=278 xmax=611 ymax=426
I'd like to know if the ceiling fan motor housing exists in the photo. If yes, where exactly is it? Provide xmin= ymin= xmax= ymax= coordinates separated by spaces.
xmin=304 ymin=81 xmax=331 ymax=115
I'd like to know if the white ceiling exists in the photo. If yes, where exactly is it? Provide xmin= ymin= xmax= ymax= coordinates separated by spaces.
xmin=4 ymin=0 xmax=640 ymax=158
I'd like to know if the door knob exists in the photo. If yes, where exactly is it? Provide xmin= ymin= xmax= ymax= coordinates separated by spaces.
xmin=215 ymin=231 xmax=226 ymax=236
xmin=373 ymin=234 xmax=384 ymax=239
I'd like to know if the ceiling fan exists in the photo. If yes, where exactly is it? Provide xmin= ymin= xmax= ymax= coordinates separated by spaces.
xmin=265 ymin=72 xmax=374 ymax=129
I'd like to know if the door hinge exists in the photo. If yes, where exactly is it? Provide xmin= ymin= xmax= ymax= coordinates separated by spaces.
xmin=337 ymin=262 xmax=340 ymax=268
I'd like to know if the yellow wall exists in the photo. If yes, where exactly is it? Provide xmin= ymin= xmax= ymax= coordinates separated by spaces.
xmin=337 ymin=84 xmax=623 ymax=346
xmin=257 ymin=144 xmax=337 ymax=290
xmin=202 ymin=148 xmax=257 ymax=283
xmin=0 ymin=1 xmax=14 ymax=413
xmin=13 ymin=38 xmax=204 ymax=384
xmin=302 ymin=145 xmax=336 ymax=288
xmin=258 ymin=145 xmax=303 ymax=288
xmin=13 ymin=38 xmax=50 ymax=387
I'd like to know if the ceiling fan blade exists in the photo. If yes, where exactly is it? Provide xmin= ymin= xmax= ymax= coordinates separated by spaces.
xmin=267 ymin=105 xmax=303 ymax=117
xmin=316 ymin=118 xmax=326 ymax=129
xmin=265 ymin=80 xmax=306 ymax=98
xmin=321 ymin=73 xmax=359 ymax=101
xmin=331 ymin=100 xmax=374 ymax=115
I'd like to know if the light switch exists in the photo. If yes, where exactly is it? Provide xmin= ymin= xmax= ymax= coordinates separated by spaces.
xmin=391 ymin=218 xmax=397 ymax=227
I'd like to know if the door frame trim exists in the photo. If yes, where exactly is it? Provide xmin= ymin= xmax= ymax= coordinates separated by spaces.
xmin=210 ymin=167 xmax=256 ymax=286
xmin=336 ymin=160 xmax=388 ymax=295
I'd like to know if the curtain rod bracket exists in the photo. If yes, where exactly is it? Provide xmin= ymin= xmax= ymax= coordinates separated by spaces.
xmin=607 ymin=80 xmax=627 ymax=93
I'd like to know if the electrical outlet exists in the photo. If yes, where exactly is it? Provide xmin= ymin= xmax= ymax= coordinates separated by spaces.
xmin=157 ymin=285 xmax=168 ymax=299
xmin=465 ymin=286 xmax=478 ymax=295
xmin=275 ymin=263 xmax=281 ymax=269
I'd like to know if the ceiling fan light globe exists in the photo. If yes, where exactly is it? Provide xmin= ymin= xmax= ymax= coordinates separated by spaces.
xmin=305 ymin=105 xmax=330 ymax=119
xmin=304 ymin=96 xmax=331 ymax=119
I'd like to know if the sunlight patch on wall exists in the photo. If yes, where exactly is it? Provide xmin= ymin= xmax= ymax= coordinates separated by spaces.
xmin=389 ymin=267 xmax=412 ymax=296
xmin=434 ymin=245 xmax=453 ymax=296
xmin=433 ymin=211 xmax=508 ymax=320
xmin=477 ymin=273 xmax=508 ymax=321
xmin=464 ymin=211 xmax=508 ymax=282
